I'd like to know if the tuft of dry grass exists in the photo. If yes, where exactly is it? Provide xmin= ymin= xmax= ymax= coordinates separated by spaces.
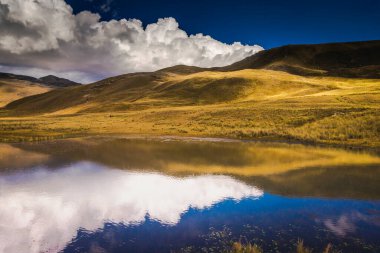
xmin=231 ymin=242 xmax=263 ymax=253
xmin=296 ymin=240 xmax=313 ymax=253
xmin=231 ymin=240 xmax=341 ymax=253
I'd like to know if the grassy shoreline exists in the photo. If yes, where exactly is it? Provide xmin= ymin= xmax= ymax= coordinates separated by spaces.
xmin=0 ymin=130 xmax=378 ymax=154
xmin=0 ymin=107 xmax=378 ymax=151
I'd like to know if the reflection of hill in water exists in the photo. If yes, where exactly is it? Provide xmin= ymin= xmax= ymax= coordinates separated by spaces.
xmin=3 ymin=137 xmax=380 ymax=199
xmin=241 ymin=165 xmax=380 ymax=200
xmin=13 ymin=138 xmax=255 ymax=168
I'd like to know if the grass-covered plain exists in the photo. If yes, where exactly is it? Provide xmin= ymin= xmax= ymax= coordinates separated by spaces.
xmin=0 ymin=69 xmax=379 ymax=148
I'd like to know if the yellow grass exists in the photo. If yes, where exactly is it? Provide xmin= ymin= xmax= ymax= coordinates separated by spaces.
xmin=0 ymin=69 xmax=379 ymax=148
xmin=0 ymin=79 xmax=51 ymax=107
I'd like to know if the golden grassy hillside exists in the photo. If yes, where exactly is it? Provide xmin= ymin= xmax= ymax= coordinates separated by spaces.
xmin=0 ymin=79 xmax=51 ymax=107
xmin=0 ymin=69 xmax=379 ymax=148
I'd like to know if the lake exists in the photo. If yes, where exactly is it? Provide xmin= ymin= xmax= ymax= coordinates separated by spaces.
xmin=0 ymin=137 xmax=380 ymax=253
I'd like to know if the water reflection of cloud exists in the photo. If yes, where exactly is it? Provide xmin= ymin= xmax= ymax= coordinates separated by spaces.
xmin=324 ymin=215 xmax=356 ymax=237
xmin=0 ymin=162 xmax=262 ymax=253
xmin=323 ymin=211 xmax=380 ymax=237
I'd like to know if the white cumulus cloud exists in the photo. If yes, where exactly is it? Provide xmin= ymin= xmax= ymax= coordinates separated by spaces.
xmin=0 ymin=0 xmax=263 ymax=83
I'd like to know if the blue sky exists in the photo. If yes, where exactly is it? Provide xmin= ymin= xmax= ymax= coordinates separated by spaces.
xmin=67 ymin=0 xmax=380 ymax=49
xmin=1 ymin=0 xmax=379 ymax=82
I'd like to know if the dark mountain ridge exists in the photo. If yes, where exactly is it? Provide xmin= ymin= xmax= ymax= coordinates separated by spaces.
xmin=0 ymin=72 xmax=80 ymax=87
xmin=219 ymin=40 xmax=380 ymax=78
xmin=38 ymin=75 xmax=81 ymax=87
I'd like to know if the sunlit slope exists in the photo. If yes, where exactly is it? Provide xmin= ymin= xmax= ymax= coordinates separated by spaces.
xmin=0 ymin=79 xmax=51 ymax=107
xmin=1 ymin=68 xmax=379 ymax=147
xmin=5 ymin=69 xmax=380 ymax=114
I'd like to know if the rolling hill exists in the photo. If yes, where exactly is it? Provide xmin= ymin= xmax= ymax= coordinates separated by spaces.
xmin=5 ymin=67 xmax=379 ymax=115
xmin=0 ymin=41 xmax=379 ymax=147
xmin=5 ymin=40 xmax=380 ymax=114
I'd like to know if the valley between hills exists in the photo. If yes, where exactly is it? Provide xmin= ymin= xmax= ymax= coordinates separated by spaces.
xmin=0 ymin=40 xmax=379 ymax=149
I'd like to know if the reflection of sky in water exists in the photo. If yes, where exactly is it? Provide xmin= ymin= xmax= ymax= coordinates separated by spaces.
xmin=0 ymin=162 xmax=262 ymax=253
xmin=61 ymin=194 xmax=380 ymax=253
xmin=0 ymin=160 xmax=380 ymax=252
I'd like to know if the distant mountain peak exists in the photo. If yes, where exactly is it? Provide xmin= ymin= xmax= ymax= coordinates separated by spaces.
xmin=0 ymin=72 xmax=80 ymax=87
xmin=39 ymin=75 xmax=80 ymax=87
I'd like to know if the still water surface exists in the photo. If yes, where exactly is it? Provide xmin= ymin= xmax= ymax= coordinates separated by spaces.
xmin=0 ymin=137 xmax=380 ymax=253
